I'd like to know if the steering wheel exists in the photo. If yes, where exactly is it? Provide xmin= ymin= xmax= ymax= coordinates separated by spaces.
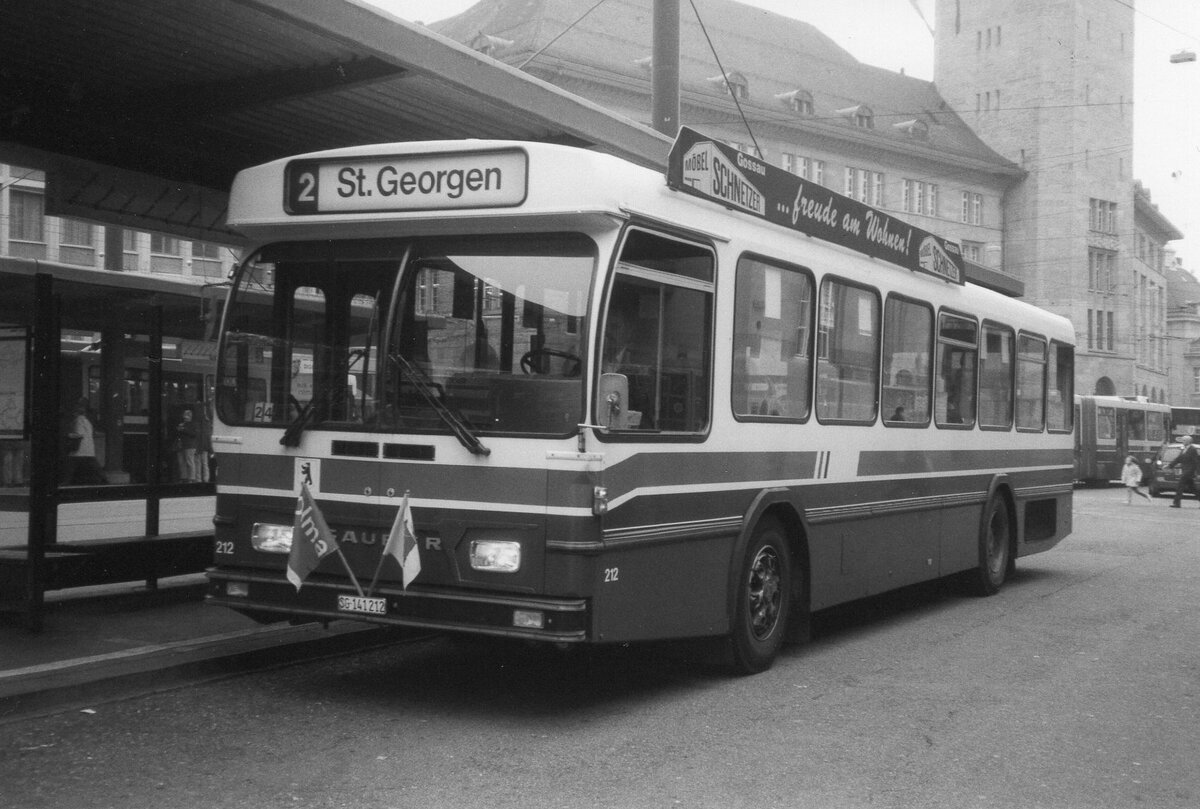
xmin=520 ymin=348 xmax=582 ymax=377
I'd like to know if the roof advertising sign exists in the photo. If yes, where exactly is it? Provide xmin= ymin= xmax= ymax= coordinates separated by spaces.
xmin=666 ymin=127 xmax=964 ymax=284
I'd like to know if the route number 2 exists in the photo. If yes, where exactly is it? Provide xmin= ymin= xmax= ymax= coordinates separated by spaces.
xmin=604 ymin=567 xmax=619 ymax=583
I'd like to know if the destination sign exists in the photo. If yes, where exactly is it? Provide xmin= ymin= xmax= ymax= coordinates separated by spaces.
xmin=667 ymin=127 xmax=965 ymax=284
xmin=284 ymin=148 xmax=528 ymax=215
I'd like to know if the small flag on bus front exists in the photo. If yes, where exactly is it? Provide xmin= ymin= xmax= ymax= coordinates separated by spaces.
xmin=380 ymin=492 xmax=421 ymax=591
xmin=287 ymin=482 xmax=340 ymax=591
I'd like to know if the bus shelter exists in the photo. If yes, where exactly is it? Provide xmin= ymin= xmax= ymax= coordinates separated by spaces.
xmin=0 ymin=258 xmax=222 ymax=629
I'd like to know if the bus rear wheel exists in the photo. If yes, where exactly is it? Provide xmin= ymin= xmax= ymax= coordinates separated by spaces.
xmin=728 ymin=517 xmax=791 ymax=675
xmin=969 ymin=494 xmax=1012 ymax=596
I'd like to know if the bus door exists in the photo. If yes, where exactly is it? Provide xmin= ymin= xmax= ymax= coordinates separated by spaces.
xmin=1115 ymin=409 xmax=1128 ymax=473
xmin=591 ymin=227 xmax=720 ymax=643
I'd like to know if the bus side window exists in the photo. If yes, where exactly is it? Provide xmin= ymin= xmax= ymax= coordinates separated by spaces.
xmin=600 ymin=229 xmax=714 ymax=434
xmin=732 ymin=256 xmax=813 ymax=420
xmin=1015 ymin=334 xmax=1047 ymax=430
xmin=815 ymin=278 xmax=879 ymax=423
xmin=882 ymin=295 xmax=932 ymax=425
xmin=935 ymin=312 xmax=977 ymax=427
xmin=980 ymin=322 xmax=1015 ymax=429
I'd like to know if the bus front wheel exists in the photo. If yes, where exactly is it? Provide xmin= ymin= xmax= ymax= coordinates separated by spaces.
xmin=969 ymin=494 xmax=1012 ymax=596
xmin=728 ymin=517 xmax=791 ymax=675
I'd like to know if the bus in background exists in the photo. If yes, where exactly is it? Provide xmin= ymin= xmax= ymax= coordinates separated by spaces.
xmin=1073 ymin=395 xmax=1170 ymax=485
xmin=1169 ymin=406 xmax=1200 ymax=441
xmin=206 ymin=130 xmax=1075 ymax=674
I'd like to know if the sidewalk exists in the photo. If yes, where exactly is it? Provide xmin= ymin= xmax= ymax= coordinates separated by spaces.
xmin=0 ymin=574 xmax=406 ymax=721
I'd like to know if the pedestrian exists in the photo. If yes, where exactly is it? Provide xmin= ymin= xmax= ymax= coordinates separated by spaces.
xmin=1121 ymin=455 xmax=1151 ymax=504
xmin=1169 ymin=435 xmax=1200 ymax=507
xmin=62 ymin=397 xmax=107 ymax=485
xmin=174 ymin=408 xmax=199 ymax=482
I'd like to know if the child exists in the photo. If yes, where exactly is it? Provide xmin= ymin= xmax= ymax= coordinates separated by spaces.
xmin=1121 ymin=455 xmax=1152 ymax=504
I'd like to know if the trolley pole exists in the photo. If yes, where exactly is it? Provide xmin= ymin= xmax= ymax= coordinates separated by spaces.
xmin=651 ymin=0 xmax=680 ymax=137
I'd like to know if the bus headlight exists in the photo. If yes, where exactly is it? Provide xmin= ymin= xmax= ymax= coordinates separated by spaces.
xmin=469 ymin=540 xmax=521 ymax=572
xmin=251 ymin=523 xmax=293 ymax=553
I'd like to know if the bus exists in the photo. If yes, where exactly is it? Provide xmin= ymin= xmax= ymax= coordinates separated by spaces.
xmin=1169 ymin=406 xmax=1200 ymax=441
xmin=206 ymin=129 xmax=1075 ymax=673
xmin=1073 ymin=395 xmax=1169 ymax=485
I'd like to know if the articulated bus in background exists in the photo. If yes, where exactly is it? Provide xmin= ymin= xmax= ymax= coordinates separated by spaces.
xmin=1073 ymin=395 xmax=1170 ymax=485
xmin=206 ymin=130 xmax=1075 ymax=673
xmin=1169 ymin=406 xmax=1200 ymax=442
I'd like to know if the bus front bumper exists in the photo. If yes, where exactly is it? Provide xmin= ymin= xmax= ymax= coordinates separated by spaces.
xmin=206 ymin=569 xmax=590 ymax=643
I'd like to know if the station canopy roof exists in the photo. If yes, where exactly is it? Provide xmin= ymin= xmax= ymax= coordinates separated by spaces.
xmin=0 ymin=0 xmax=671 ymax=244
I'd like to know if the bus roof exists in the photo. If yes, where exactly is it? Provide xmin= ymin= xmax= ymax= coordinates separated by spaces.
xmin=226 ymin=136 xmax=1073 ymax=344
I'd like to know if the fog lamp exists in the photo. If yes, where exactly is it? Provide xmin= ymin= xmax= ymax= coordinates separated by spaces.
xmin=225 ymin=581 xmax=250 ymax=598
xmin=469 ymin=540 xmax=521 ymax=572
xmin=513 ymin=609 xmax=545 ymax=629
xmin=251 ymin=523 xmax=293 ymax=553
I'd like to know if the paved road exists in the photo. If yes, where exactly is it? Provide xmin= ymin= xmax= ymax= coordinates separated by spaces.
xmin=2 ymin=487 xmax=1198 ymax=809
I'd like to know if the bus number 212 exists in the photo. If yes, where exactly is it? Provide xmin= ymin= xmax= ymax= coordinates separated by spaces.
xmin=604 ymin=567 xmax=619 ymax=583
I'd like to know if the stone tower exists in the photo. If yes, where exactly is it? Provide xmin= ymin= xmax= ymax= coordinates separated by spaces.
xmin=933 ymin=0 xmax=1151 ymax=398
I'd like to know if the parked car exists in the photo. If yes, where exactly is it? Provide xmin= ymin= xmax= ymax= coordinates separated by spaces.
xmin=1150 ymin=443 xmax=1188 ymax=497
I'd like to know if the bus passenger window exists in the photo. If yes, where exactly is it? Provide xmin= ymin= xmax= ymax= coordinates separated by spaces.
xmin=815 ymin=279 xmax=879 ymax=423
xmin=1015 ymin=334 xmax=1046 ymax=430
xmin=882 ymin=296 xmax=932 ymax=425
xmin=732 ymin=256 xmax=813 ymax=420
xmin=935 ymin=312 xmax=977 ymax=427
xmin=1047 ymin=341 xmax=1073 ymax=432
xmin=979 ymin=323 xmax=1014 ymax=429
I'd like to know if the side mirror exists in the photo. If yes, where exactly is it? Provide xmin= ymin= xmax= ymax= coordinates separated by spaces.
xmin=596 ymin=373 xmax=629 ymax=430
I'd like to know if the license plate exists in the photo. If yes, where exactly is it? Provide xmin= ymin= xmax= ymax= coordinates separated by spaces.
xmin=337 ymin=595 xmax=387 ymax=615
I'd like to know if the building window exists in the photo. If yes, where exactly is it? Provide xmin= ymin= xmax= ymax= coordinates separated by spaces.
xmin=1089 ymin=248 xmax=1116 ymax=292
xmin=8 ymin=189 xmax=45 ymax=241
xmin=844 ymin=167 xmax=884 ymax=205
xmin=1089 ymin=198 xmax=1118 ymax=234
xmin=903 ymin=180 xmax=938 ymax=216
xmin=192 ymin=241 xmax=221 ymax=260
xmin=61 ymin=218 xmax=94 ymax=247
xmin=782 ymin=153 xmax=823 ymax=185
xmin=961 ymin=241 xmax=983 ymax=263
xmin=151 ymin=233 xmax=181 ymax=255
xmin=1193 ymin=367 xmax=1200 ymax=395
xmin=960 ymin=192 xmax=983 ymax=224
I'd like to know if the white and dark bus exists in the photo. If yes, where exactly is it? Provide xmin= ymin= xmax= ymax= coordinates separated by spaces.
xmin=206 ymin=129 xmax=1075 ymax=673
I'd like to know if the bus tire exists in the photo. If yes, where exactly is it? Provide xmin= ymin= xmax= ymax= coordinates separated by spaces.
xmin=969 ymin=493 xmax=1012 ymax=597
xmin=728 ymin=517 xmax=791 ymax=675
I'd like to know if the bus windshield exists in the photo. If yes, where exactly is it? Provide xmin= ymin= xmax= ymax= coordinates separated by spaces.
xmin=216 ymin=233 xmax=596 ymax=437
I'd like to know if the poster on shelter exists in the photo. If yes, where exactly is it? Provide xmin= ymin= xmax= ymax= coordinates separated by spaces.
xmin=0 ymin=333 xmax=27 ymax=434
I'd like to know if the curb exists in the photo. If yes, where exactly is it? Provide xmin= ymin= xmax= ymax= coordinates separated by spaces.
xmin=0 ymin=620 xmax=415 ymax=723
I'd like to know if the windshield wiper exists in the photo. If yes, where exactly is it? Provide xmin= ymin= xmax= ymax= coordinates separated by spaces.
xmin=281 ymin=394 xmax=322 ymax=447
xmin=389 ymin=352 xmax=490 ymax=456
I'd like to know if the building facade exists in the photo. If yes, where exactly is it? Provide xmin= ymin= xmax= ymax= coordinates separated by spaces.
xmin=933 ymin=0 xmax=1180 ymax=401
xmin=1 ymin=163 xmax=238 ymax=281
xmin=436 ymin=0 xmax=1024 ymax=292
xmin=438 ymin=0 xmax=1185 ymax=402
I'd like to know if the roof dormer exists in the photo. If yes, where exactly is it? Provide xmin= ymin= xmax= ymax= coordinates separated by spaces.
xmin=837 ymin=104 xmax=874 ymax=129
xmin=470 ymin=33 xmax=514 ymax=57
xmin=774 ymin=89 xmax=814 ymax=116
xmin=706 ymin=70 xmax=749 ymax=100
xmin=892 ymin=119 xmax=929 ymax=139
